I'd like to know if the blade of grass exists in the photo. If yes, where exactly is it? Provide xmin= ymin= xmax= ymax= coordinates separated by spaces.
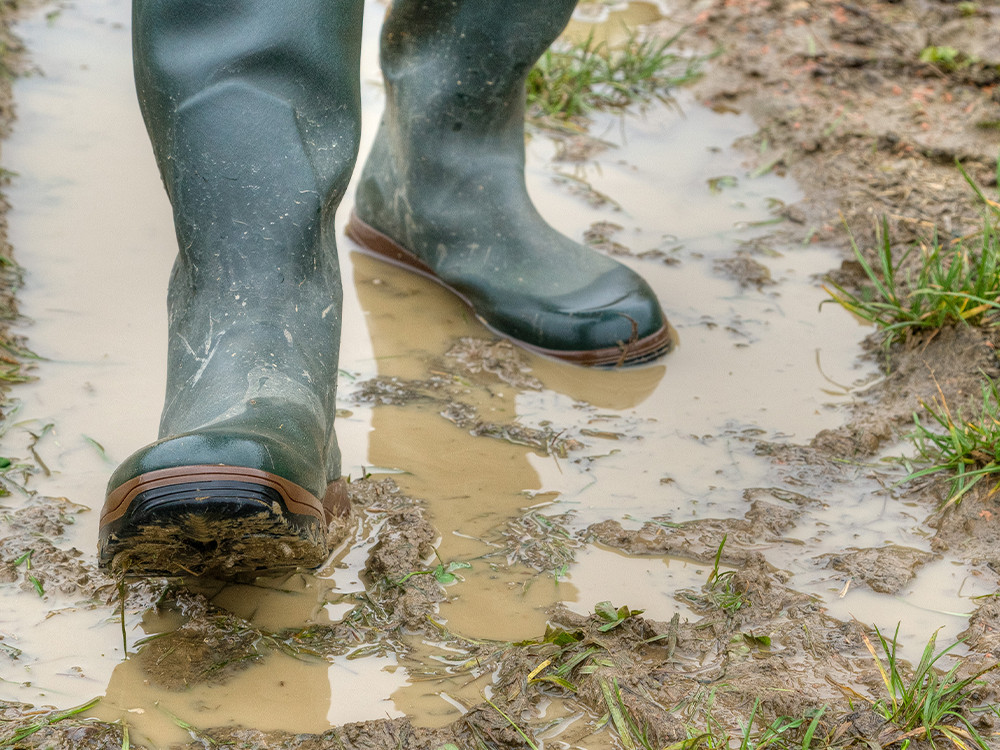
xmin=483 ymin=696 xmax=540 ymax=750
xmin=0 ymin=696 xmax=100 ymax=746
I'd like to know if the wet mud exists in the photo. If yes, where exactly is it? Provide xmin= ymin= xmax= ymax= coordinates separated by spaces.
xmin=2 ymin=0 xmax=1000 ymax=749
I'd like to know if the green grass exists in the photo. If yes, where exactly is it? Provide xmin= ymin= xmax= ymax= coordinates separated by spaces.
xmin=823 ymin=217 xmax=1000 ymax=350
xmin=863 ymin=625 xmax=998 ymax=750
xmin=598 ymin=676 xmax=661 ymax=750
xmin=827 ymin=168 xmax=1000 ymax=507
xmin=735 ymin=702 xmax=832 ymax=750
xmin=483 ymin=696 xmax=540 ymax=750
xmin=666 ymin=691 xmax=836 ymax=750
xmin=920 ymin=45 xmax=977 ymax=72
xmin=676 ymin=535 xmax=748 ymax=614
xmin=902 ymin=375 xmax=1000 ymax=507
xmin=706 ymin=535 xmax=747 ymax=613
xmin=527 ymin=29 xmax=702 ymax=121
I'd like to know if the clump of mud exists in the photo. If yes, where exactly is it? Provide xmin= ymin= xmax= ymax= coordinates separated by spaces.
xmin=1 ymin=495 xmax=110 ymax=597
xmin=930 ymin=479 xmax=1000 ymax=568
xmin=584 ymin=219 xmax=680 ymax=265
xmin=353 ymin=336 xmax=583 ymax=457
xmin=443 ymin=337 xmax=543 ymax=390
xmin=587 ymin=487 xmax=810 ymax=564
xmin=492 ymin=509 xmax=580 ymax=572
xmin=103 ymin=507 xmax=349 ymax=580
xmin=0 ymin=702 xmax=125 ymax=750
xmin=132 ymin=589 xmax=300 ymax=689
xmin=821 ymin=545 xmax=933 ymax=594
xmin=714 ymin=252 xmax=774 ymax=288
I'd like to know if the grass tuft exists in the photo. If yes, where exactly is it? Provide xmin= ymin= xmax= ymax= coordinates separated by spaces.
xmin=527 ymin=29 xmax=702 ymax=120
xmin=863 ymin=624 xmax=998 ymax=750
xmin=823 ymin=217 xmax=1000 ymax=350
xmin=667 ymin=690 xmax=835 ymax=749
xmin=902 ymin=375 xmax=1000 ymax=507
xmin=598 ymin=676 xmax=660 ymax=750
xmin=705 ymin=534 xmax=747 ymax=613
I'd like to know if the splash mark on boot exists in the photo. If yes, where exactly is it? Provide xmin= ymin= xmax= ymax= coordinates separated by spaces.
xmin=188 ymin=337 xmax=221 ymax=387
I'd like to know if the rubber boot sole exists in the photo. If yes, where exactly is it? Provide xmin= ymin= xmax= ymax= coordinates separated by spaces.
xmin=345 ymin=211 xmax=672 ymax=366
xmin=99 ymin=466 xmax=349 ymax=579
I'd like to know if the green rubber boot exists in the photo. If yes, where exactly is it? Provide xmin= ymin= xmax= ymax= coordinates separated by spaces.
xmin=349 ymin=0 xmax=672 ymax=366
xmin=99 ymin=0 xmax=363 ymax=578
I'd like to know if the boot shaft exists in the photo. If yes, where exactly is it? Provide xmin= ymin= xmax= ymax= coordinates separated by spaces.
xmin=379 ymin=0 xmax=578 ymax=137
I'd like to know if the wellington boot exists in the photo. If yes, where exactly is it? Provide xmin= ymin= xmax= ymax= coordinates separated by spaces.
xmin=350 ymin=0 xmax=672 ymax=366
xmin=99 ymin=0 xmax=363 ymax=579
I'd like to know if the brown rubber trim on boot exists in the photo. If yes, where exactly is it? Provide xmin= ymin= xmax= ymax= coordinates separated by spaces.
xmin=345 ymin=211 xmax=672 ymax=366
xmin=101 ymin=465 xmax=350 ymax=528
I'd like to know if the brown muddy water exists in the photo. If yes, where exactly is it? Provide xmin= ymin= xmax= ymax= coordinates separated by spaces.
xmin=0 ymin=0 xmax=991 ymax=746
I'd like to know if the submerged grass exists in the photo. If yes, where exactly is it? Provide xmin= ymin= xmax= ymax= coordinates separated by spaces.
xmin=902 ymin=375 xmax=1000 ymax=507
xmin=527 ymin=29 xmax=702 ymax=121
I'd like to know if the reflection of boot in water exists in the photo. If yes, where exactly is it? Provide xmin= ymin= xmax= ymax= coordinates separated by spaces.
xmin=99 ymin=0 xmax=363 ymax=578
xmin=349 ymin=0 xmax=672 ymax=367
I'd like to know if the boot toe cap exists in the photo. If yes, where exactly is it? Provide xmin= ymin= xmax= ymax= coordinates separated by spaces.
xmin=471 ymin=267 xmax=671 ymax=365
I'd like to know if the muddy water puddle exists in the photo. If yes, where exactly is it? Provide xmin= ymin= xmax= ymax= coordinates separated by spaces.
xmin=0 ymin=0 xmax=980 ymax=744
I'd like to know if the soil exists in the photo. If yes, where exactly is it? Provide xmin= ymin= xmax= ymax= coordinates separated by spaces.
xmin=4 ymin=1 xmax=1000 ymax=749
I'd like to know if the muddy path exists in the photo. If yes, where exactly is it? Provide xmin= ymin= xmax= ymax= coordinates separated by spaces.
xmin=2 ymin=1 xmax=1000 ymax=749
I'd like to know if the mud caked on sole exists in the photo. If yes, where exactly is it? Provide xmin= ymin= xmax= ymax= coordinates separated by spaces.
xmin=99 ymin=471 xmax=348 ymax=579
xmin=101 ymin=511 xmax=331 ymax=579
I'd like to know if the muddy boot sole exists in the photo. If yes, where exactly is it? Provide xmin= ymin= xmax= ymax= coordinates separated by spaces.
xmin=99 ymin=467 xmax=349 ymax=579
xmin=346 ymin=211 xmax=673 ymax=366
